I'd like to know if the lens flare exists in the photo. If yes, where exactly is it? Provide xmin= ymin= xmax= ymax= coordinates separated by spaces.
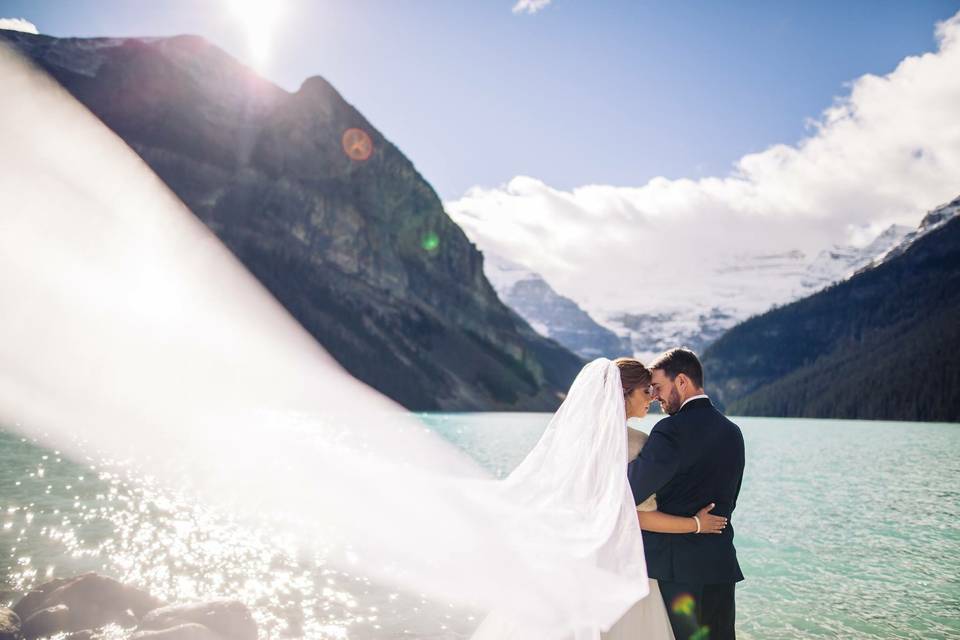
xmin=421 ymin=231 xmax=440 ymax=252
xmin=690 ymin=625 xmax=711 ymax=640
xmin=671 ymin=592 xmax=696 ymax=617
xmin=341 ymin=128 xmax=373 ymax=162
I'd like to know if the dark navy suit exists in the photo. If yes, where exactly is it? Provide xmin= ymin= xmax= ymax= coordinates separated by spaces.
xmin=627 ymin=397 xmax=745 ymax=640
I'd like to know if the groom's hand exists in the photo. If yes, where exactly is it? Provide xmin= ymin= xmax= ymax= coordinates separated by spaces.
xmin=695 ymin=502 xmax=727 ymax=534
xmin=627 ymin=426 xmax=680 ymax=505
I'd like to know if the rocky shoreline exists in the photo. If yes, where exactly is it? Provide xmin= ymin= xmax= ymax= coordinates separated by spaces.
xmin=0 ymin=574 xmax=257 ymax=640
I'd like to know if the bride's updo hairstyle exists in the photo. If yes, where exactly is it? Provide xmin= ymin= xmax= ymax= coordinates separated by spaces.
xmin=614 ymin=357 xmax=651 ymax=397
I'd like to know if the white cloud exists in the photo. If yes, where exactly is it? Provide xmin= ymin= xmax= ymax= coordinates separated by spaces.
xmin=0 ymin=18 xmax=38 ymax=34
xmin=447 ymin=11 xmax=960 ymax=319
xmin=512 ymin=0 xmax=552 ymax=16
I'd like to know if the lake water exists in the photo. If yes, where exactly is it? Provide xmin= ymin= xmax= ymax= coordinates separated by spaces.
xmin=2 ymin=414 xmax=958 ymax=639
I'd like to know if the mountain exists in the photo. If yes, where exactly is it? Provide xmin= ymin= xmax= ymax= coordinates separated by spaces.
xmin=868 ymin=197 xmax=960 ymax=267
xmin=605 ymin=307 xmax=736 ymax=362
xmin=801 ymin=224 xmax=912 ymax=292
xmin=580 ymin=226 xmax=913 ymax=362
xmin=1 ymin=30 xmax=584 ymax=411
xmin=702 ymin=196 xmax=960 ymax=422
xmin=483 ymin=255 xmax=628 ymax=358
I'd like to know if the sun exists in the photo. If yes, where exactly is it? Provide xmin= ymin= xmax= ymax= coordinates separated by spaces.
xmin=224 ymin=0 xmax=286 ymax=72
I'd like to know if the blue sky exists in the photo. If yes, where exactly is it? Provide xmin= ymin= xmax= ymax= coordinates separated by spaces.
xmin=2 ymin=0 xmax=958 ymax=199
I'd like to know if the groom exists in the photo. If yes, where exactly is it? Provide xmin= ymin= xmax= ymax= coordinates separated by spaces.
xmin=627 ymin=348 xmax=745 ymax=640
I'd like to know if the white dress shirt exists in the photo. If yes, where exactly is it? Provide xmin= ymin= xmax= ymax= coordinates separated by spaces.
xmin=679 ymin=393 xmax=710 ymax=410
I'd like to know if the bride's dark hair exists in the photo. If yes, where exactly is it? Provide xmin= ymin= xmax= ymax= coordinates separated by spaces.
xmin=613 ymin=357 xmax=651 ymax=396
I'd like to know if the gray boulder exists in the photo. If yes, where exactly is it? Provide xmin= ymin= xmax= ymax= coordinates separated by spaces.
xmin=0 ymin=606 xmax=22 ymax=640
xmin=131 ymin=623 xmax=223 ymax=640
xmin=12 ymin=577 xmax=74 ymax=621
xmin=13 ymin=573 xmax=163 ymax=638
xmin=43 ymin=574 xmax=162 ymax=622
xmin=139 ymin=601 xmax=255 ymax=640
xmin=14 ymin=573 xmax=158 ymax=637
xmin=21 ymin=604 xmax=71 ymax=639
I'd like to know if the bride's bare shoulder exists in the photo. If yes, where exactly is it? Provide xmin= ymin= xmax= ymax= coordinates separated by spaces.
xmin=627 ymin=427 xmax=648 ymax=462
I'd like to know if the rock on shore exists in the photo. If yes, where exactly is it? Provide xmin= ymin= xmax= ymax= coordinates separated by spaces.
xmin=4 ymin=574 xmax=257 ymax=640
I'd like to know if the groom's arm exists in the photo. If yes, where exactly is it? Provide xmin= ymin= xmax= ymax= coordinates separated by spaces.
xmin=627 ymin=420 xmax=680 ymax=506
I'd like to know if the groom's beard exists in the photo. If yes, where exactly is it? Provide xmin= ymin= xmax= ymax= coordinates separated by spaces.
xmin=661 ymin=388 xmax=682 ymax=415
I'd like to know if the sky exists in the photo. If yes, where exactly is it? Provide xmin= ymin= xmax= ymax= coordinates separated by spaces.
xmin=1 ymin=0 xmax=958 ymax=199
xmin=3 ymin=1 xmax=960 ymax=319
xmin=444 ymin=5 xmax=960 ymax=316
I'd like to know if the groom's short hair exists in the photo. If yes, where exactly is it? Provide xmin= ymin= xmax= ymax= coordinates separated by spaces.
xmin=650 ymin=347 xmax=704 ymax=389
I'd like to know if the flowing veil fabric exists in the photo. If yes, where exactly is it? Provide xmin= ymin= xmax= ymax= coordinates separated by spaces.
xmin=0 ymin=47 xmax=647 ymax=640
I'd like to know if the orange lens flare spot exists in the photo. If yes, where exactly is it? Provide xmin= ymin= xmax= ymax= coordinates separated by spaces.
xmin=341 ymin=128 xmax=373 ymax=162
xmin=671 ymin=593 xmax=696 ymax=616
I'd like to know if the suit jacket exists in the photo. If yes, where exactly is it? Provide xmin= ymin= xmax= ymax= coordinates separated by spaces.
xmin=627 ymin=397 xmax=745 ymax=584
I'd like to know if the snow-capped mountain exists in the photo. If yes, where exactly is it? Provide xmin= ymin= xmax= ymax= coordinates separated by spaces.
xmin=868 ymin=195 xmax=960 ymax=268
xmin=482 ymin=200 xmax=957 ymax=363
xmin=801 ymin=223 xmax=912 ymax=292
xmin=484 ymin=256 xmax=627 ymax=359
xmin=601 ymin=221 xmax=915 ymax=360
xmin=604 ymin=307 xmax=736 ymax=361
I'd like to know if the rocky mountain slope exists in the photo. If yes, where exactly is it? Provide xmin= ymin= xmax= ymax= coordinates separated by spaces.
xmin=1 ymin=30 xmax=583 ymax=410
xmin=483 ymin=255 xmax=627 ymax=358
xmin=701 ymin=196 xmax=960 ymax=422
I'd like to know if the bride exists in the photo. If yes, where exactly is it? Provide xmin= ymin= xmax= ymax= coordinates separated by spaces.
xmin=605 ymin=357 xmax=725 ymax=639
xmin=471 ymin=357 xmax=725 ymax=640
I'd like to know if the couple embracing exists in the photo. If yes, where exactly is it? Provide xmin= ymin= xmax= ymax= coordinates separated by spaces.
xmin=609 ymin=348 xmax=744 ymax=640
xmin=472 ymin=348 xmax=744 ymax=640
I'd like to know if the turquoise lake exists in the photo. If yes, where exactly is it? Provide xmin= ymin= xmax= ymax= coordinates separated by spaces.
xmin=2 ymin=415 xmax=958 ymax=639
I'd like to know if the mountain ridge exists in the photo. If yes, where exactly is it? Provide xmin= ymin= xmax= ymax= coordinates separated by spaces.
xmin=1 ymin=29 xmax=584 ymax=410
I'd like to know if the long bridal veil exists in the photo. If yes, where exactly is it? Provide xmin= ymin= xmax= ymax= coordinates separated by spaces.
xmin=0 ymin=43 xmax=647 ymax=639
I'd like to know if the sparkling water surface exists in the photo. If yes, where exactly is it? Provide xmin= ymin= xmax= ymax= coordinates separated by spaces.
xmin=2 ymin=415 xmax=958 ymax=639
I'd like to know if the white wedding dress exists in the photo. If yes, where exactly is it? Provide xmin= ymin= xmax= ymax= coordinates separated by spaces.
xmin=470 ymin=360 xmax=675 ymax=640
xmin=601 ymin=428 xmax=676 ymax=639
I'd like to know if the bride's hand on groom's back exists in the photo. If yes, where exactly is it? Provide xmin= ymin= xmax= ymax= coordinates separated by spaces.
xmin=696 ymin=502 xmax=727 ymax=534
